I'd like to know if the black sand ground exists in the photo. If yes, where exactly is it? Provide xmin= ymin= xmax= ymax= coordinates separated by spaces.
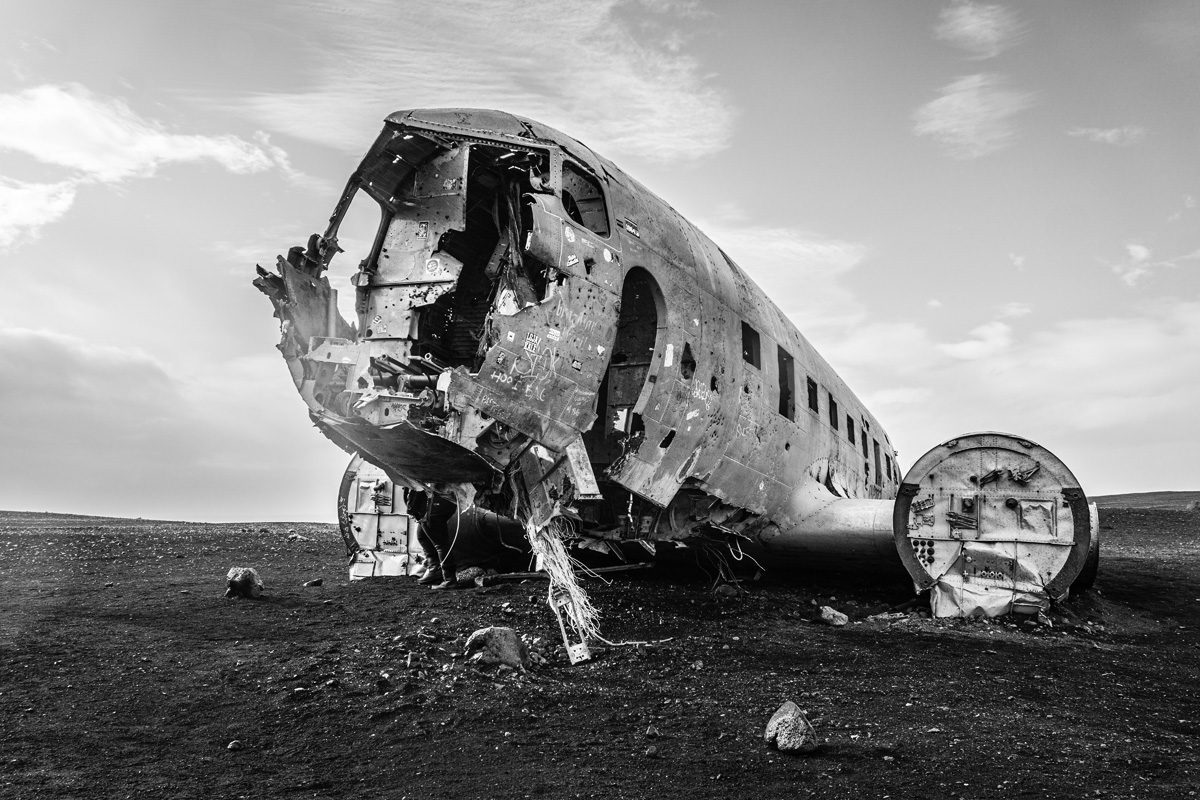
xmin=1 ymin=507 xmax=1197 ymax=799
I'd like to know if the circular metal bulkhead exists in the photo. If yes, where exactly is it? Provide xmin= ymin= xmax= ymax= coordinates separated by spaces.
xmin=892 ymin=432 xmax=1093 ymax=615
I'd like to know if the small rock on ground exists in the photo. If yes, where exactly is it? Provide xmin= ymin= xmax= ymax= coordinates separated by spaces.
xmin=225 ymin=567 xmax=263 ymax=599
xmin=464 ymin=626 xmax=529 ymax=671
xmin=818 ymin=606 xmax=848 ymax=627
xmin=764 ymin=701 xmax=818 ymax=754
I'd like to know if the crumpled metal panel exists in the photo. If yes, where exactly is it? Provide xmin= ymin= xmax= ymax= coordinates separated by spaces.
xmin=929 ymin=579 xmax=1049 ymax=617
xmin=893 ymin=432 xmax=1093 ymax=617
xmin=446 ymin=195 xmax=621 ymax=451
xmin=317 ymin=413 xmax=495 ymax=485
xmin=373 ymin=146 xmax=468 ymax=286
xmin=362 ymin=146 xmax=468 ymax=343
xmin=279 ymin=261 xmax=342 ymax=347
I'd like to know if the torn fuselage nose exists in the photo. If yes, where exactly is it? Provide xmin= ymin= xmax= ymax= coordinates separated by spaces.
xmin=255 ymin=123 xmax=620 ymax=490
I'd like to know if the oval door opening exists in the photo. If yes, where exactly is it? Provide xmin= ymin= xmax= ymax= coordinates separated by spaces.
xmin=583 ymin=268 xmax=665 ymax=467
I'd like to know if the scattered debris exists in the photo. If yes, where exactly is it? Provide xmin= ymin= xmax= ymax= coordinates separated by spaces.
xmin=713 ymin=584 xmax=739 ymax=599
xmin=302 ymin=579 xmax=323 ymax=587
xmin=224 ymin=567 xmax=263 ymax=599
xmin=764 ymin=701 xmax=818 ymax=754
xmin=464 ymin=626 xmax=530 ymax=671
xmin=286 ymin=531 xmax=311 ymax=542
xmin=226 ymin=740 xmax=243 ymax=751
xmin=644 ymin=745 xmax=660 ymax=758
xmin=645 ymin=724 xmax=659 ymax=739
xmin=818 ymin=606 xmax=849 ymax=627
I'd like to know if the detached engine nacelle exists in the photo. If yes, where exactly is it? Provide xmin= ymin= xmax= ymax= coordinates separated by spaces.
xmin=893 ymin=432 xmax=1099 ymax=617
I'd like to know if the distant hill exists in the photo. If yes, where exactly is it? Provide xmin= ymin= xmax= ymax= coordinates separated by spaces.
xmin=0 ymin=510 xmax=327 ymax=529
xmin=1091 ymin=491 xmax=1200 ymax=510
xmin=0 ymin=510 xmax=186 ymax=529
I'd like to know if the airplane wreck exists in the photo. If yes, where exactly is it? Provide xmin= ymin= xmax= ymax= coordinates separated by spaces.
xmin=254 ymin=109 xmax=1098 ymax=649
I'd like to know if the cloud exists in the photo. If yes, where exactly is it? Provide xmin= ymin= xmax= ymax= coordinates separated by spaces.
xmin=0 ymin=84 xmax=318 ymax=252
xmin=1168 ymin=194 xmax=1195 ymax=223
xmin=937 ymin=320 xmax=1013 ymax=359
xmin=935 ymin=2 xmax=1024 ymax=58
xmin=1126 ymin=243 xmax=1151 ymax=262
xmin=222 ymin=0 xmax=735 ymax=163
xmin=820 ymin=320 xmax=939 ymax=374
xmin=861 ymin=386 xmax=935 ymax=412
xmin=696 ymin=220 xmax=869 ymax=329
xmin=966 ymin=301 xmax=1200 ymax=434
xmin=1067 ymin=126 xmax=1147 ymax=146
xmin=1103 ymin=242 xmax=1199 ymax=286
xmin=0 ymin=326 xmax=182 ymax=464
xmin=630 ymin=0 xmax=711 ymax=16
xmin=997 ymin=301 xmax=1031 ymax=318
xmin=0 ymin=84 xmax=292 ymax=182
xmin=0 ymin=178 xmax=77 ymax=248
xmin=830 ymin=298 xmax=1200 ymax=491
xmin=1008 ymin=252 xmax=1026 ymax=269
xmin=0 ymin=325 xmax=346 ymax=521
xmin=913 ymin=74 xmax=1034 ymax=159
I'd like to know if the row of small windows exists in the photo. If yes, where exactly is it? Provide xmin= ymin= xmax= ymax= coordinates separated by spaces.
xmin=741 ymin=320 xmax=895 ymax=484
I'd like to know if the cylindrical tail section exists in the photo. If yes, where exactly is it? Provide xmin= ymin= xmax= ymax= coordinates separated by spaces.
xmin=893 ymin=432 xmax=1098 ymax=617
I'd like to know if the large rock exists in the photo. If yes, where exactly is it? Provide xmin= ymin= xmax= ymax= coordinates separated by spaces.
xmin=764 ymin=701 xmax=818 ymax=753
xmin=818 ymin=606 xmax=849 ymax=627
xmin=225 ymin=567 xmax=264 ymax=599
xmin=464 ymin=626 xmax=529 ymax=671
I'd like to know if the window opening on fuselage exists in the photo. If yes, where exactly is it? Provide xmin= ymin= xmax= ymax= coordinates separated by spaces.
xmin=352 ymin=135 xmax=551 ymax=370
xmin=420 ymin=145 xmax=541 ymax=366
xmin=806 ymin=377 xmax=818 ymax=413
xmin=873 ymin=440 xmax=882 ymax=486
xmin=741 ymin=322 xmax=761 ymax=367
xmin=327 ymin=187 xmax=384 ymax=330
xmin=846 ymin=415 xmax=855 ymax=445
xmin=828 ymin=393 xmax=839 ymax=430
xmin=885 ymin=453 xmax=892 ymax=481
xmin=776 ymin=346 xmax=795 ymax=420
xmin=562 ymin=161 xmax=609 ymax=236
xmin=861 ymin=429 xmax=869 ymax=459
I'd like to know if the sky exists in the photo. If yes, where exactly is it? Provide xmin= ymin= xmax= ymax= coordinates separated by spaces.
xmin=0 ymin=0 xmax=1197 ymax=522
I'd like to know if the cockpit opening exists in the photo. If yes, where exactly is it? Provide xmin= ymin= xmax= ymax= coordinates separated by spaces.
xmin=322 ymin=131 xmax=609 ymax=380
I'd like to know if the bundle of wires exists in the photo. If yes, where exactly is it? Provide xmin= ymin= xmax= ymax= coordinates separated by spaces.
xmin=524 ymin=516 xmax=600 ymax=643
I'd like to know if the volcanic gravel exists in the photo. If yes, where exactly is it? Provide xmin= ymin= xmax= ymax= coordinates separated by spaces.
xmin=1 ymin=507 xmax=1198 ymax=799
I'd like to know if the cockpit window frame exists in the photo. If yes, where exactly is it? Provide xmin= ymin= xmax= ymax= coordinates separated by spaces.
xmin=560 ymin=158 xmax=612 ymax=238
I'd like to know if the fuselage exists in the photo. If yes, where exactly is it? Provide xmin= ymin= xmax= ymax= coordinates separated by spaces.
xmin=257 ymin=108 xmax=902 ymax=570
